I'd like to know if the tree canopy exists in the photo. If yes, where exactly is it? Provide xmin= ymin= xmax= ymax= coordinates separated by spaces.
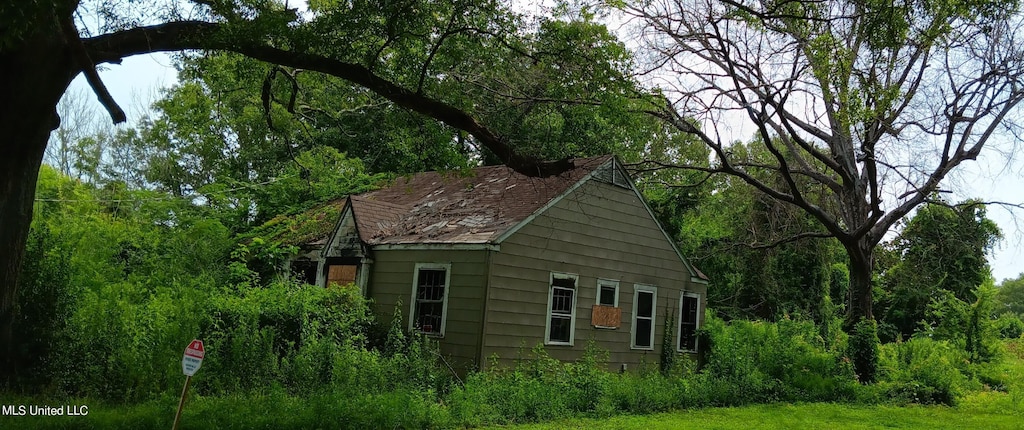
xmin=876 ymin=200 xmax=1001 ymax=340
xmin=615 ymin=0 xmax=1024 ymax=379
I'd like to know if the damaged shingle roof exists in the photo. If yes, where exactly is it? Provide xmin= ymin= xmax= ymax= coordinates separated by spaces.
xmin=348 ymin=155 xmax=612 ymax=245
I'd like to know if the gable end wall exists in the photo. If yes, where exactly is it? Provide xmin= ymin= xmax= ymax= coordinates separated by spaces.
xmin=483 ymin=178 xmax=706 ymax=370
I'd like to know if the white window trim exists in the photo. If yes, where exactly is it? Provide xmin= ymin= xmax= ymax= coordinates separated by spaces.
xmin=676 ymin=291 xmax=702 ymax=353
xmin=596 ymin=278 xmax=620 ymax=308
xmin=544 ymin=272 xmax=579 ymax=346
xmin=631 ymin=284 xmax=658 ymax=350
xmin=408 ymin=263 xmax=452 ymax=337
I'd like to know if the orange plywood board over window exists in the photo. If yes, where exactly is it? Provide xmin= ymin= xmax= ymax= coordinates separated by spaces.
xmin=591 ymin=305 xmax=621 ymax=328
xmin=327 ymin=265 xmax=357 ymax=287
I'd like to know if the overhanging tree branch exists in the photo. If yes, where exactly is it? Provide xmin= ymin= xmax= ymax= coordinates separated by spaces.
xmin=82 ymin=20 xmax=572 ymax=177
xmin=60 ymin=16 xmax=126 ymax=124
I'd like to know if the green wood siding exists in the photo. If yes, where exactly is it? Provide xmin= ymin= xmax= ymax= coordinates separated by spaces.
xmin=367 ymin=249 xmax=489 ymax=371
xmin=482 ymin=179 xmax=706 ymax=371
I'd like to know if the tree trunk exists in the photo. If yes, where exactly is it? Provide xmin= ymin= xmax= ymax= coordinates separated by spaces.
xmin=0 ymin=35 xmax=76 ymax=384
xmin=845 ymin=239 xmax=879 ymax=382
xmin=848 ymin=243 xmax=874 ymax=322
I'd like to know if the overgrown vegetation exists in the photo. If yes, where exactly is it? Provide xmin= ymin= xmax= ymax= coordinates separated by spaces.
xmin=9 ymin=307 xmax=1023 ymax=429
xmin=7 ymin=144 xmax=1024 ymax=428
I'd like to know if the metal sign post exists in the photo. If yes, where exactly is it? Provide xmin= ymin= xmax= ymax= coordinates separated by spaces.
xmin=172 ymin=339 xmax=205 ymax=430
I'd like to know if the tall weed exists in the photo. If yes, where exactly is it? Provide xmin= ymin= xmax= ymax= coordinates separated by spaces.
xmin=878 ymin=337 xmax=967 ymax=405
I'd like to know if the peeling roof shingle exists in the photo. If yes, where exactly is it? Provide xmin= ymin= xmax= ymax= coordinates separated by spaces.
xmin=349 ymin=155 xmax=612 ymax=245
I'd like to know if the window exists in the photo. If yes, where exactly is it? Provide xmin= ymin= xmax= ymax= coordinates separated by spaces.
xmin=409 ymin=263 xmax=451 ymax=336
xmin=612 ymin=165 xmax=630 ymax=188
xmin=597 ymin=279 xmax=619 ymax=307
xmin=631 ymin=285 xmax=657 ymax=349
xmin=326 ymin=264 xmax=358 ymax=287
xmin=546 ymin=273 xmax=578 ymax=345
xmin=592 ymin=278 xmax=621 ymax=329
xmin=290 ymin=260 xmax=318 ymax=285
xmin=678 ymin=292 xmax=701 ymax=352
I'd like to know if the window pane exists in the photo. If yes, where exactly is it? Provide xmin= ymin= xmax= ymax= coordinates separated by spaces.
xmin=551 ymin=287 xmax=574 ymax=314
xmin=635 ymin=318 xmax=652 ymax=347
xmin=682 ymin=296 xmax=698 ymax=322
xmin=415 ymin=302 xmax=444 ymax=334
xmin=637 ymin=291 xmax=653 ymax=317
xmin=417 ymin=269 xmax=446 ymax=301
xmin=599 ymin=285 xmax=616 ymax=306
xmin=679 ymin=324 xmax=696 ymax=350
xmin=552 ymin=276 xmax=575 ymax=288
xmin=679 ymin=295 xmax=699 ymax=350
xmin=414 ymin=268 xmax=446 ymax=334
xmin=549 ymin=316 xmax=571 ymax=343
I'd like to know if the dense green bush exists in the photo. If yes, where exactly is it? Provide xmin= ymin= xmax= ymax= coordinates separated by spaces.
xmin=54 ymin=281 xmax=208 ymax=401
xmin=701 ymin=314 xmax=858 ymax=403
xmin=924 ymin=284 xmax=1003 ymax=363
xmin=878 ymin=337 xmax=967 ymax=405
xmin=448 ymin=345 xmax=610 ymax=424
xmin=12 ymin=226 xmax=75 ymax=391
xmin=849 ymin=318 xmax=881 ymax=383
xmin=995 ymin=313 xmax=1024 ymax=339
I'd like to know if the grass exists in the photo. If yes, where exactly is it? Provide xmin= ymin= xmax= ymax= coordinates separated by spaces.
xmin=485 ymin=401 xmax=1023 ymax=430
xmin=10 ymin=384 xmax=1022 ymax=430
xmin=0 ymin=390 xmax=447 ymax=429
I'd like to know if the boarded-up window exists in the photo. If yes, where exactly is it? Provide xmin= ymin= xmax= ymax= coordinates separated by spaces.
xmin=632 ymin=285 xmax=657 ymax=349
xmin=591 ymin=305 xmax=621 ymax=328
xmin=678 ymin=293 xmax=701 ymax=352
xmin=327 ymin=265 xmax=358 ymax=287
xmin=411 ymin=264 xmax=450 ymax=336
xmin=546 ymin=274 xmax=578 ymax=344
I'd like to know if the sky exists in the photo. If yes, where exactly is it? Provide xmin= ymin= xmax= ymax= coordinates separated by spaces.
xmin=68 ymin=42 xmax=1023 ymax=284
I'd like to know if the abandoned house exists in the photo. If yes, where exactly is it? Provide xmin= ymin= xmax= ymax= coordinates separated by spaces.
xmin=287 ymin=154 xmax=708 ymax=372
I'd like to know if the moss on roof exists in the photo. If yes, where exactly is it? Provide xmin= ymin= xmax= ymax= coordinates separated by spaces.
xmin=244 ymin=200 xmax=346 ymax=248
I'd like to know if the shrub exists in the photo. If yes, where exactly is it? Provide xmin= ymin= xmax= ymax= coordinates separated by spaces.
xmin=924 ymin=284 xmax=1003 ymax=363
xmin=995 ymin=313 xmax=1024 ymax=339
xmin=699 ymin=314 xmax=857 ymax=403
xmin=849 ymin=318 xmax=881 ymax=383
xmin=448 ymin=344 xmax=611 ymax=424
xmin=603 ymin=369 xmax=681 ymax=414
xmin=878 ymin=337 xmax=967 ymax=405
xmin=12 ymin=226 xmax=75 ymax=392
xmin=52 ymin=280 xmax=208 ymax=402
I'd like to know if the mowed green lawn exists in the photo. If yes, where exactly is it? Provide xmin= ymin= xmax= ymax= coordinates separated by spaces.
xmin=487 ymin=400 xmax=1023 ymax=430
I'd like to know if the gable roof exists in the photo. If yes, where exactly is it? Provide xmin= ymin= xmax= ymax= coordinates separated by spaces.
xmin=348 ymin=155 xmax=613 ymax=245
xmin=318 ymin=154 xmax=708 ymax=283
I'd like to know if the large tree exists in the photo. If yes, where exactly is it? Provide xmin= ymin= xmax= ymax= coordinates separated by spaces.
xmin=619 ymin=0 xmax=1024 ymax=378
xmin=1 ymin=0 xmax=645 ymax=379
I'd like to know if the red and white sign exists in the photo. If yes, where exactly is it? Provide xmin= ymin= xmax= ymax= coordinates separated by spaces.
xmin=181 ymin=339 xmax=205 ymax=376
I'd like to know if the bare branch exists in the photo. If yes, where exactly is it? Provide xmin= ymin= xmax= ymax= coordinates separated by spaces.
xmin=60 ymin=16 xmax=126 ymax=124
xmin=746 ymin=231 xmax=835 ymax=250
